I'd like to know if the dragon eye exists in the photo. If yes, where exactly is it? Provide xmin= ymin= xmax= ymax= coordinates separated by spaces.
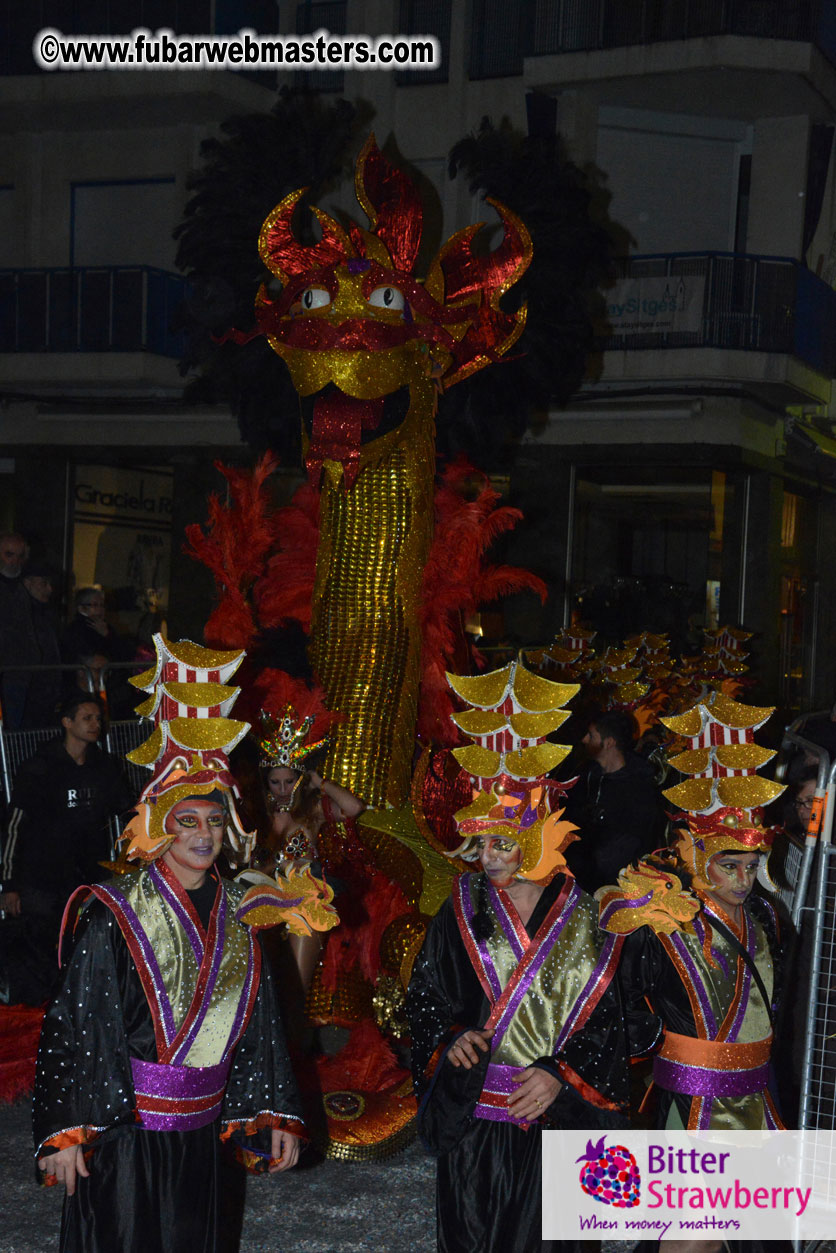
xmin=300 ymin=287 xmax=331 ymax=311
xmin=368 ymin=285 xmax=405 ymax=310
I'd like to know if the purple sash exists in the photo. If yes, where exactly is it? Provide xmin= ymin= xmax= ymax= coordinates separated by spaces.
xmin=131 ymin=1056 xmax=232 ymax=1132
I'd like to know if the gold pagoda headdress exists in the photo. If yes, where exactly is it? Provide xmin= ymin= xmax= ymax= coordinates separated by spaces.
xmin=446 ymin=660 xmax=579 ymax=882
xmin=660 ymin=691 xmax=784 ymax=887
xmin=119 ymin=635 xmax=254 ymax=863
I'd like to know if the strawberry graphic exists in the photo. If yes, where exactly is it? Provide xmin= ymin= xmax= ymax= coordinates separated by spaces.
xmin=576 ymin=1137 xmax=641 ymax=1207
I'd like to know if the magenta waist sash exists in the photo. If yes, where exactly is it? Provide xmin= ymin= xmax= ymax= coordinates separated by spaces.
xmin=473 ymin=1061 xmax=531 ymax=1127
xmin=131 ymin=1057 xmax=232 ymax=1132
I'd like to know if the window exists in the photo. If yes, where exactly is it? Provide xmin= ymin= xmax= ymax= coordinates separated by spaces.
xmin=469 ymin=0 xmax=529 ymax=78
xmin=396 ymin=0 xmax=450 ymax=84
xmin=295 ymin=0 xmax=346 ymax=91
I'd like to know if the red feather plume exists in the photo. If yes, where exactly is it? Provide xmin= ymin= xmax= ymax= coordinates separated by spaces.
xmin=319 ymin=868 xmax=408 ymax=990
xmin=183 ymin=453 xmax=281 ymax=649
xmin=314 ymin=1019 xmax=404 ymax=1092
xmin=256 ymin=483 xmax=320 ymax=632
xmin=418 ymin=457 xmax=547 ymax=746
xmin=245 ymin=667 xmax=344 ymax=742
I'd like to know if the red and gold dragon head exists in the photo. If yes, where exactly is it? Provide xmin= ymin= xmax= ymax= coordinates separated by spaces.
xmin=255 ymin=135 xmax=532 ymax=489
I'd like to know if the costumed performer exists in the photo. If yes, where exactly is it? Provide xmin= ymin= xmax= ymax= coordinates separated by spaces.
xmin=597 ymin=692 xmax=786 ymax=1140
xmin=406 ymin=661 xmax=629 ymax=1253
xmin=32 ymin=636 xmax=336 ymax=1253
xmin=257 ymin=694 xmax=365 ymax=996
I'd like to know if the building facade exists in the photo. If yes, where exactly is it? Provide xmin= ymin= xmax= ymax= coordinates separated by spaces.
xmin=3 ymin=1 xmax=836 ymax=709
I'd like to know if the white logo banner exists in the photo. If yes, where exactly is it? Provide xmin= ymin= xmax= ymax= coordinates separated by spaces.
xmin=607 ymin=275 xmax=705 ymax=335
xmin=543 ymin=1130 xmax=836 ymax=1241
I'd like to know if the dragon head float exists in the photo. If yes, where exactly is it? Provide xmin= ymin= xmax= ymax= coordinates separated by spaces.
xmin=255 ymin=134 xmax=532 ymax=490
xmin=241 ymin=138 xmax=533 ymax=807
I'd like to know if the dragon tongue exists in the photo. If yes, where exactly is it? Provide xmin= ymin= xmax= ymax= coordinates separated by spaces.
xmin=305 ymin=391 xmax=385 ymax=489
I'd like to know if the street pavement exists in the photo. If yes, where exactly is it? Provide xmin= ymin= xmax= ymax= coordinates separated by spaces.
xmin=1 ymin=1096 xmax=436 ymax=1252
xmin=6 ymin=1097 xmax=833 ymax=1253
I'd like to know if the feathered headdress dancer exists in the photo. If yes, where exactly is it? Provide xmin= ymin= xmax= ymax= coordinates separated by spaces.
xmin=445 ymin=660 xmax=579 ymax=883
xmin=256 ymin=670 xmax=342 ymax=770
xmin=659 ymin=691 xmax=784 ymax=889
xmin=119 ymin=635 xmax=254 ymax=863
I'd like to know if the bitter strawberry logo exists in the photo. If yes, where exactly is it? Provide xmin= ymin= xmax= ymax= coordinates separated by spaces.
xmin=576 ymin=1137 xmax=641 ymax=1207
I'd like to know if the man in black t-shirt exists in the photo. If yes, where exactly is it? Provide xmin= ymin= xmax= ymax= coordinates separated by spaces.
xmin=0 ymin=692 xmax=135 ymax=1002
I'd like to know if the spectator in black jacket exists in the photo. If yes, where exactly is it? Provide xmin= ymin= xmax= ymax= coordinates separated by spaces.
xmin=61 ymin=586 xmax=136 ymax=717
xmin=564 ymin=709 xmax=665 ymax=893
xmin=20 ymin=558 xmax=62 ymax=729
xmin=0 ymin=692 xmax=135 ymax=1003
xmin=0 ymin=531 xmax=39 ymax=730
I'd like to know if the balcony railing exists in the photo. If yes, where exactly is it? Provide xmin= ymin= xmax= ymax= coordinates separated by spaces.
xmin=599 ymin=252 xmax=836 ymax=378
xmin=470 ymin=0 xmax=836 ymax=78
xmin=0 ymin=266 xmax=188 ymax=357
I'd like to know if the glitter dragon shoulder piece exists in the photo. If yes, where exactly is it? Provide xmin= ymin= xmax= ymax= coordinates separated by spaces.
xmin=597 ymin=853 xmax=701 ymax=937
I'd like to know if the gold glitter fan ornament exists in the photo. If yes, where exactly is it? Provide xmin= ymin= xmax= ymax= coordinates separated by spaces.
xmin=446 ymin=659 xmax=580 ymax=883
xmin=660 ymin=691 xmax=784 ymax=889
xmin=119 ymin=635 xmax=255 ymax=865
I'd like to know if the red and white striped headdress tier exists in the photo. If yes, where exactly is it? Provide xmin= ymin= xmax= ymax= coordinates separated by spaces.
xmin=660 ymin=691 xmax=783 ymax=818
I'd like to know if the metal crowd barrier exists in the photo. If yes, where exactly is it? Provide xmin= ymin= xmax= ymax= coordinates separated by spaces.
xmin=774 ymin=719 xmax=836 ymax=1248
xmin=774 ymin=713 xmax=836 ymax=1132
xmin=774 ymin=714 xmax=833 ymax=930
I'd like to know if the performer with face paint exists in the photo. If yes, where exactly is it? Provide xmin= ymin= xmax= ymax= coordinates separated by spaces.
xmin=32 ymin=636 xmax=337 ymax=1253
xmin=255 ymin=688 xmax=364 ymax=1012
xmin=598 ymin=692 xmax=787 ymax=1135
xmin=406 ymin=661 xmax=629 ymax=1253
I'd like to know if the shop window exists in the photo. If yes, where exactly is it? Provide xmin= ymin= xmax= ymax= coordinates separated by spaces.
xmin=782 ymin=490 xmax=799 ymax=549
xmin=569 ymin=467 xmax=716 ymax=649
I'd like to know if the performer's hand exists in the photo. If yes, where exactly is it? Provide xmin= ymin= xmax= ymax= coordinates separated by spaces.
xmin=268 ymin=1128 xmax=301 ymax=1173
xmin=39 ymin=1145 xmax=90 ymax=1194
xmin=446 ymin=1028 xmax=494 ymax=1069
xmin=1 ymin=890 xmax=21 ymax=916
xmin=507 ymin=1066 xmax=561 ymax=1122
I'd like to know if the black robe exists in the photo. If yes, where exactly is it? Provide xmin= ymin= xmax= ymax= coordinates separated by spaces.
xmin=33 ymin=885 xmax=304 ymax=1253
xmin=617 ymin=892 xmax=784 ymax=1129
xmin=616 ymin=895 xmax=789 ymax=1253
xmin=406 ymin=874 xmax=629 ymax=1253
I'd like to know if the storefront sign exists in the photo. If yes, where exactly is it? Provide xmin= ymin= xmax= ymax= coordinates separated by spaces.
xmin=72 ymin=464 xmax=172 ymax=637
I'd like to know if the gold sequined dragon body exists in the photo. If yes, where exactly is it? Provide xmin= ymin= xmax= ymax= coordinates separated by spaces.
xmin=255 ymin=137 xmax=532 ymax=807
